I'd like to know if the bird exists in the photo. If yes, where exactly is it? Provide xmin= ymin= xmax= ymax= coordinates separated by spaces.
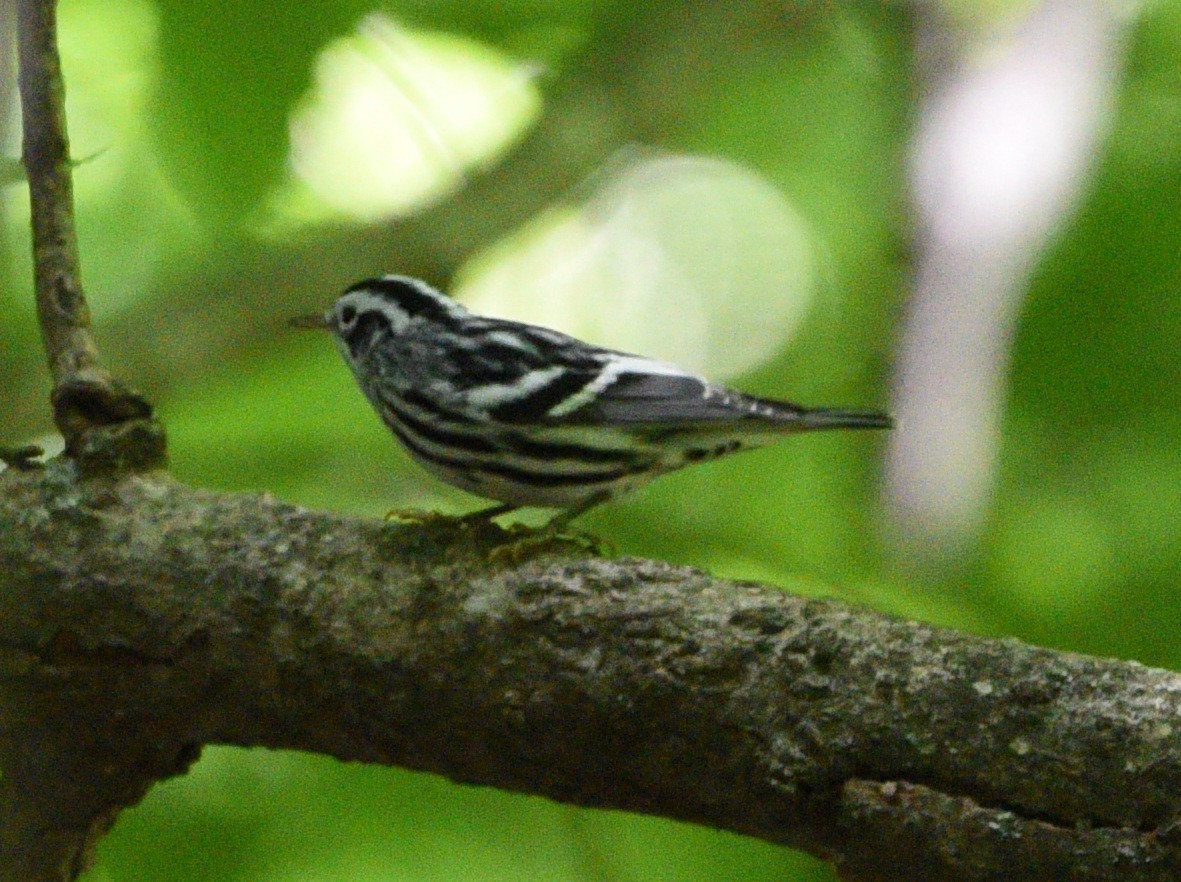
xmin=291 ymin=275 xmax=893 ymax=529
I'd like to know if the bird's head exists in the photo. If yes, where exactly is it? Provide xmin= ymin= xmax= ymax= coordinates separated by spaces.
xmin=290 ymin=276 xmax=466 ymax=358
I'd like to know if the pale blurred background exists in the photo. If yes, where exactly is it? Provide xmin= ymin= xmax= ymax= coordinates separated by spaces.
xmin=2 ymin=0 xmax=1180 ymax=879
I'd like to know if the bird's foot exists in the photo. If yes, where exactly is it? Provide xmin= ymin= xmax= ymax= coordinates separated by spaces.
xmin=385 ymin=501 xmax=518 ymax=528
xmin=384 ymin=507 xmax=459 ymax=526
xmin=487 ymin=522 xmax=611 ymax=565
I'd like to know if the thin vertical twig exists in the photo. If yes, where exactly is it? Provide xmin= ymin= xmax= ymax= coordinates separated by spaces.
xmin=16 ymin=0 xmax=97 ymax=383
xmin=15 ymin=0 xmax=162 ymax=465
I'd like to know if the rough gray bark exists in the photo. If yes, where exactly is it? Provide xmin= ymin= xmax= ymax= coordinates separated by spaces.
xmin=3 ymin=457 xmax=1181 ymax=881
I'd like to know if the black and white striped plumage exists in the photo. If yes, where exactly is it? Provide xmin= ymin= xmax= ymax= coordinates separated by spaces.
xmin=294 ymin=275 xmax=893 ymax=525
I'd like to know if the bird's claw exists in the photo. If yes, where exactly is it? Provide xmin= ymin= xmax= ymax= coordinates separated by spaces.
xmin=384 ymin=507 xmax=462 ymax=526
xmin=487 ymin=525 xmax=610 ymax=565
xmin=0 ymin=444 xmax=46 ymax=471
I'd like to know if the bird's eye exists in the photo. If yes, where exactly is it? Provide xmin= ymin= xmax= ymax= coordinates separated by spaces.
xmin=339 ymin=304 xmax=357 ymax=326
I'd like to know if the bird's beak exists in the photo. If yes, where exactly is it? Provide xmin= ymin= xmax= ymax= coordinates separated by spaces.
xmin=289 ymin=312 xmax=331 ymax=330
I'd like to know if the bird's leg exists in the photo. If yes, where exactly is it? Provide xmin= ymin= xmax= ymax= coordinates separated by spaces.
xmin=543 ymin=491 xmax=613 ymax=534
xmin=458 ymin=501 xmax=520 ymax=523
xmin=486 ymin=492 xmax=613 ymax=564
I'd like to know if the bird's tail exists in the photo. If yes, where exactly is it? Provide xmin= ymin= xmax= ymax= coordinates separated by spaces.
xmin=734 ymin=390 xmax=893 ymax=432
xmin=792 ymin=406 xmax=894 ymax=432
xmin=636 ymin=394 xmax=893 ymax=448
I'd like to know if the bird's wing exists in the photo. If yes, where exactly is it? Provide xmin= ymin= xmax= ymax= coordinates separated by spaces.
xmin=565 ymin=366 xmax=895 ymax=436
xmin=440 ymin=320 xmax=807 ymax=428
xmin=562 ymin=366 xmax=753 ymax=425
xmin=439 ymin=320 xmax=607 ymax=422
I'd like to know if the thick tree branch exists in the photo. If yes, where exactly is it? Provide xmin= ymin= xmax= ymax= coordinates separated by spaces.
xmin=16 ymin=0 xmax=162 ymax=465
xmin=2 ymin=463 xmax=1181 ymax=881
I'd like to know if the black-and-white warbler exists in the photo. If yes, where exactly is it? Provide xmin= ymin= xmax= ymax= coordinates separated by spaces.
xmin=292 ymin=275 xmax=893 ymax=528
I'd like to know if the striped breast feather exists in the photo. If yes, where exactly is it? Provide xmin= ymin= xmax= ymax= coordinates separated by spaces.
xmin=370 ymin=378 xmax=654 ymax=496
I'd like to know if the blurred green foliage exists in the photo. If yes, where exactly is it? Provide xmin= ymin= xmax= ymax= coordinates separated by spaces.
xmin=2 ymin=0 xmax=1180 ymax=879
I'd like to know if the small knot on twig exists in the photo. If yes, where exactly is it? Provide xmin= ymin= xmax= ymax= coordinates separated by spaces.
xmin=52 ymin=370 xmax=153 ymax=426
xmin=52 ymin=370 xmax=167 ymax=474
